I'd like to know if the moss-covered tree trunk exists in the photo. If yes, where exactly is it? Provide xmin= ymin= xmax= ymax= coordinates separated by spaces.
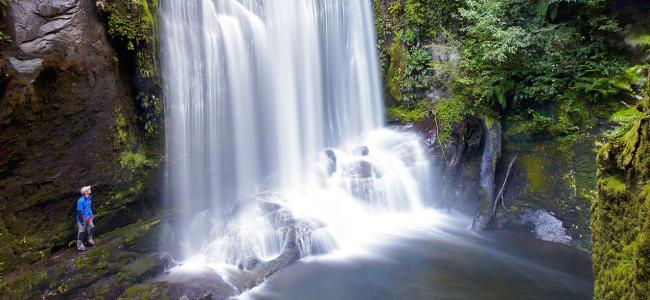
xmin=591 ymin=97 xmax=650 ymax=299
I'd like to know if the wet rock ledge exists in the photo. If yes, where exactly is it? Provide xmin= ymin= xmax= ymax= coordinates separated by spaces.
xmin=0 ymin=216 xmax=172 ymax=299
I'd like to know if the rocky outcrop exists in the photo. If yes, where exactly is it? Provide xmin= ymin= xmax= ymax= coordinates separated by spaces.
xmin=492 ymin=133 xmax=595 ymax=250
xmin=0 ymin=216 xmax=173 ymax=299
xmin=413 ymin=112 xmax=594 ymax=249
xmin=9 ymin=1 xmax=76 ymax=74
xmin=0 ymin=0 xmax=160 ymax=273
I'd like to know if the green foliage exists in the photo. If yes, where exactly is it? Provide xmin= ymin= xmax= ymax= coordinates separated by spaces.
xmin=433 ymin=97 xmax=467 ymax=143
xmin=377 ymin=0 xmax=629 ymax=130
xmin=459 ymin=0 xmax=530 ymax=64
xmin=0 ymin=31 xmax=11 ymax=45
xmin=385 ymin=37 xmax=434 ymax=105
xmin=376 ymin=0 xmax=461 ymax=115
xmin=136 ymin=92 xmax=162 ymax=137
xmin=604 ymin=106 xmax=645 ymax=138
xmin=115 ymin=111 xmax=152 ymax=173
xmin=103 ymin=0 xmax=157 ymax=79
xmin=611 ymin=107 xmax=644 ymax=124
xmin=386 ymin=100 xmax=431 ymax=122
xmin=611 ymin=65 xmax=648 ymax=93
xmin=102 ymin=0 xmax=163 ymax=139
xmin=455 ymin=0 xmax=626 ymax=113
xmin=504 ymin=98 xmax=597 ymax=140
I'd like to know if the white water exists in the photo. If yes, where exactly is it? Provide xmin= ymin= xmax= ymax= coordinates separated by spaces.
xmin=161 ymin=0 xmax=434 ymax=270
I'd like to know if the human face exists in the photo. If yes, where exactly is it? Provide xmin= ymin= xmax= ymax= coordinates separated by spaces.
xmin=85 ymin=191 xmax=91 ymax=198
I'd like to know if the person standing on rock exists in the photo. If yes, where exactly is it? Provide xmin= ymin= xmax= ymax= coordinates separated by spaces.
xmin=76 ymin=186 xmax=96 ymax=251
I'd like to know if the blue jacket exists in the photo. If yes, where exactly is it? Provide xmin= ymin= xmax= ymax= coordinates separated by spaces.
xmin=76 ymin=196 xmax=93 ymax=223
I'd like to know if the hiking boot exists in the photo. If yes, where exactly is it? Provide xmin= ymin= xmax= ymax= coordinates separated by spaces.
xmin=77 ymin=240 xmax=87 ymax=251
xmin=87 ymin=236 xmax=95 ymax=246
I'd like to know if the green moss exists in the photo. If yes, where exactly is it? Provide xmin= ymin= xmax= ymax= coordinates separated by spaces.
xmin=114 ymin=111 xmax=153 ymax=170
xmin=519 ymin=155 xmax=546 ymax=193
xmin=592 ymin=108 xmax=650 ymax=299
xmin=598 ymin=176 xmax=628 ymax=200
xmin=103 ymin=0 xmax=158 ymax=79
xmin=501 ymin=134 xmax=594 ymax=248
xmin=119 ymin=282 xmax=170 ymax=300
xmin=433 ymin=97 xmax=467 ymax=144
xmin=620 ymin=120 xmax=642 ymax=167
xmin=0 ymin=216 xmax=167 ymax=299
xmin=0 ymin=270 xmax=48 ymax=298
xmin=386 ymin=100 xmax=430 ymax=122
xmin=386 ymin=37 xmax=407 ymax=102
xmin=117 ymin=256 xmax=162 ymax=283
xmin=113 ymin=109 xmax=155 ymax=200
xmin=120 ymin=151 xmax=149 ymax=170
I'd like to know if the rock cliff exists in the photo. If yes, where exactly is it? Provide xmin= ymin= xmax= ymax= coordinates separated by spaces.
xmin=0 ymin=0 xmax=161 ymax=274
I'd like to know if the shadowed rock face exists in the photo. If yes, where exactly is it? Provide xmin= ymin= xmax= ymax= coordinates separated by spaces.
xmin=0 ymin=0 xmax=152 ymax=272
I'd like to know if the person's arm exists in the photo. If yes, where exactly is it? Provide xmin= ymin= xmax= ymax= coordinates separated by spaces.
xmin=77 ymin=210 xmax=84 ymax=224
xmin=89 ymin=197 xmax=94 ymax=219
xmin=76 ymin=199 xmax=84 ymax=224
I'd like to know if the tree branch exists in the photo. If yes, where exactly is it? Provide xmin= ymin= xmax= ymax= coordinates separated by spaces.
xmin=492 ymin=155 xmax=517 ymax=216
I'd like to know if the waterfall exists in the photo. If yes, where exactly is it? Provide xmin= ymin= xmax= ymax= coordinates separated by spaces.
xmin=161 ymin=0 xmax=432 ymax=266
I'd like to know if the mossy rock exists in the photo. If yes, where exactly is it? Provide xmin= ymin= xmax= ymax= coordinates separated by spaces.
xmin=592 ymin=112 xmax=650 ymax=299
xmin=119 ymin=282 xmax=170 ymax=300
xmin=496 ymin=132 xmax=596 ymax=249
xmin=0 ymin=216 xmax=170 ymax=300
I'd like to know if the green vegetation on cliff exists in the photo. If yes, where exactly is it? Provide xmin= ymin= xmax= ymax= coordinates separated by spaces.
xmin=375 ymin=0 xmax=461 ymax=121
xmin=376 ymin=0 xmax=648 ymax=252
xmin=375 ymin=0 xmax=650 ymax=295
xmin=99 ymin=0 xmax=163 ymax=138
xmin=592 ymin=97 xmax=650 ymax=299
xmin=100 ymin=0 xmax=158 ymax=79
xmin=377 ymin=0 xmax=628 ymax=132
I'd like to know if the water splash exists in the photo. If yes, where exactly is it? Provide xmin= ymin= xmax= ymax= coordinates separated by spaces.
xmin=161 ymin=0 xmax=434 ymax=269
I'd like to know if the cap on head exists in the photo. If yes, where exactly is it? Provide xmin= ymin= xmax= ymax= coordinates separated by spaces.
xmin=80 ymin=186 xmax=92 ymax=194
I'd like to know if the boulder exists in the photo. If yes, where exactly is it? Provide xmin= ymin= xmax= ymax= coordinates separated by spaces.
xmin=521 ymin=209 xmax=572 ymax=245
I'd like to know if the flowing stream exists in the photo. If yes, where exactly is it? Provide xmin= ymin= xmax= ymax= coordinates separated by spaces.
xmin=160 ymin=0 xmax=592 ymax=298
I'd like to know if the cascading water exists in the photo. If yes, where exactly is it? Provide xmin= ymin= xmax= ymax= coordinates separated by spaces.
xmin=161 ymin=0 xmax=433 ymax=271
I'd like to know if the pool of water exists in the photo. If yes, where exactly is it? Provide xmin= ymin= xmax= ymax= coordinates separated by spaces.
xmin=242 ymin=222 xmax=592 ymax=300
